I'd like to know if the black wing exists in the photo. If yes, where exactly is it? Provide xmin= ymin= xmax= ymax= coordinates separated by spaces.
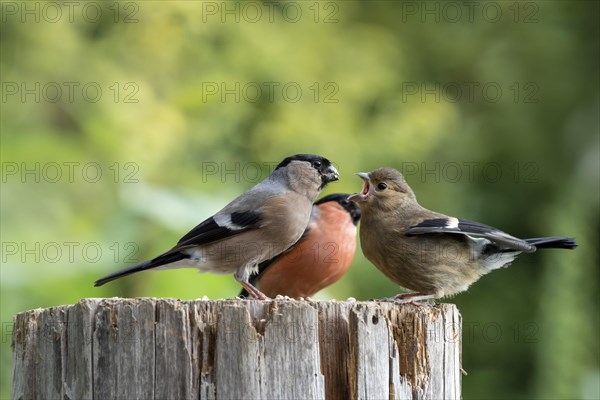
xmin=176 ymin=210 xmax=262 ymax=248
xmin=404 ymin=218 xmax=535 ymax=252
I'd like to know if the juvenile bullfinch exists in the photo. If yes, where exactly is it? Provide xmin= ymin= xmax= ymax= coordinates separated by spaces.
xmin=239 ymin=193 xmax=361 ymax=299
xmin=94 ymin=154 xmax=339 ymax=299
xmin=349 ymin=167 xmax=577 ymax=302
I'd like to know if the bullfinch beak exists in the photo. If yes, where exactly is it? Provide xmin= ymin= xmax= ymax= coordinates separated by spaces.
xmin=322 ymin=165 xmax=340 ymax=184
xmin=348 ymin=172 xmax=372 ymax=203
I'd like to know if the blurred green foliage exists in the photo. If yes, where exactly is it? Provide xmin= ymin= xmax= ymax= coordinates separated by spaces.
xmin=1 ymin=1 xmax=598 ymax=398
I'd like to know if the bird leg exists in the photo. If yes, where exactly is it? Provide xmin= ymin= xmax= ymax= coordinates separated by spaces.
xmin=392 ymin=292 xmax=436 ymax=303
xmin=235 ymin=266 xmax=269 ymax=300
xmin=239 ymin=281 xmax=269 ymax=300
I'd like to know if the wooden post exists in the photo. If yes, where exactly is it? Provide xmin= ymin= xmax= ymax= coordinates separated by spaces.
xmin=12 ymin=298 xmax=461 ymax=399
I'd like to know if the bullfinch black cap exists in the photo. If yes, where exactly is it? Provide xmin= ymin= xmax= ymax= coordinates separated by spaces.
xmin=275 ymin=154 xmax=339 ymax=187
xmin=275 ymin=154 xmax=333 ymax=172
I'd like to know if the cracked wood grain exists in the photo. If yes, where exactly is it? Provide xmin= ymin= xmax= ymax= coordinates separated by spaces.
xmin=12 ymin=298 xmax=461 ymax=400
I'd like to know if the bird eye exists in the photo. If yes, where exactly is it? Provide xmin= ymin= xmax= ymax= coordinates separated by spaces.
xmin=312 ymin=160 xmax=322 ymax=168
xmin=377 ymin=182 xmax=388 ymax=191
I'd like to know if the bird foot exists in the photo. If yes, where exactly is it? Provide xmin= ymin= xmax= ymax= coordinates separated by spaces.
xmin=239 ymin=281 xmax=270 ymax=300
xmin=393 ymin=292 xmax=436 ymax=303
xmin=373 ymin=293 xmax=436 ymax=304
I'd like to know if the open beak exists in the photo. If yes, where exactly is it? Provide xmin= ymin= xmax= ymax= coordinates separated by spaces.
xmin=348 ymin=172 xmax=372 ymax=203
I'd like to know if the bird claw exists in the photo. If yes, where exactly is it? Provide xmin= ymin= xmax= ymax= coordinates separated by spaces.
xmin=393 ymin=293 xmax=436 ymax=303
xmin=252 ymin=292 xmax=269 ymax=300
xmin=370 ymin=293 xmax=436 ymax=304
xmin=239 ymin=281 xmax=270 ymax=300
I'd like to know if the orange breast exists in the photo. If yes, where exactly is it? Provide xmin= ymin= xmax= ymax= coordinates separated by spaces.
xmin=257 ymin=202 xmax=357 ymax=298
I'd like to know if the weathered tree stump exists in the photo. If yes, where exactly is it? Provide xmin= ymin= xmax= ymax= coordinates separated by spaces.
xmin=12 ymin=298 xmax=461 ymax=399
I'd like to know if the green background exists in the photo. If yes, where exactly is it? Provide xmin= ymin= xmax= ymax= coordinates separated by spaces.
xmin=1 ymin=1 xmax=598 ymax=398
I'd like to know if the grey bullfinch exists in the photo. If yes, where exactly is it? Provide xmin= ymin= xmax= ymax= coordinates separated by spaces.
xmin=94 ymin=154 xmax=339 ymax=299
xmin=239 ymin=193 xmax=361 ymax=299
xmin=349 ymin=167 xmax=576 ymax=302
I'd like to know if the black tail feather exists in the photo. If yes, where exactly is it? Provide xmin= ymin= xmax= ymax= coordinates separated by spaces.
xmin=94 ymin=252 xmax=188 ymax=286
xmin=525 ymin=237 xmax=577 ymax=250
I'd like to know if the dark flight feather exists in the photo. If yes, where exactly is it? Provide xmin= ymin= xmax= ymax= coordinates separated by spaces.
xmin=94 ymin=252 xmax=189 ymax=286
xmin=404 ymin=218 xmax=535 ymax=252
